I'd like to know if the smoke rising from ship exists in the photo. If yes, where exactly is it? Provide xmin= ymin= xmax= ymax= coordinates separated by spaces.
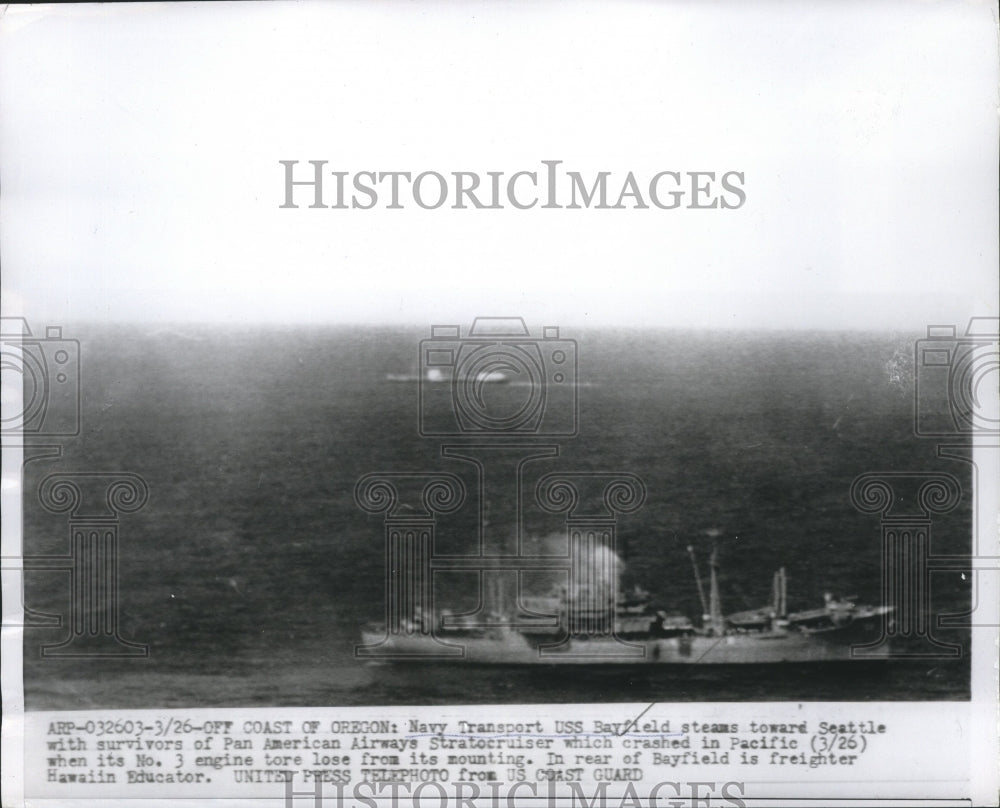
xmin=532 ymin=532 xmax=624 ymax=605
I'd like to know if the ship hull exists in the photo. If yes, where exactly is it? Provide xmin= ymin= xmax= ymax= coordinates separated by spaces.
xmin=359 ymin=625 xmax=886 ymax=664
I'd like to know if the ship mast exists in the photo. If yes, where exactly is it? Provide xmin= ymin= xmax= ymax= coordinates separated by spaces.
xmin=687 ymin=545 xmax=710 ymax=623
xmin=708 ymin=544 xmax=724 ymax=635
xmin=776 ymin=567 xmax=787 ymax=618
xmin=482 ymin=499 xmax=506 ymax=621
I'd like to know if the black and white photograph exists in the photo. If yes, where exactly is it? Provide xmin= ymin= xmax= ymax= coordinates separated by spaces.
xmin=10 ymin=318 xmax=983 ymax=706
xmin=2 ymin=3 xmax=997 ymax=806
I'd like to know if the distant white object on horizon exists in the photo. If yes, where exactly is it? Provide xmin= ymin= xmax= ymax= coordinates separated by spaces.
xmin=385 ymin=367 xmax=509 ymax=383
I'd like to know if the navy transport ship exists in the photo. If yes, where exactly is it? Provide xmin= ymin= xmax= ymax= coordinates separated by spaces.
xmin=359 ymin=545 xmax=893 ymax=664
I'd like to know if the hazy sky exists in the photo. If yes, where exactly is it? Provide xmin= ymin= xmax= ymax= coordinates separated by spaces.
xmin=2 ymin=2 xmax=997 ymax=329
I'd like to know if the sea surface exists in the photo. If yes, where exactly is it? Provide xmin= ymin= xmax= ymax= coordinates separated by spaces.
xmin=20 ymin=325 xmax=972 ymax=708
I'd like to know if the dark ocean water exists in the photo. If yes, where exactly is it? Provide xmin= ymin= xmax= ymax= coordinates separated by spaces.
xmin=21 ymin=326 xmax=971 ymax=708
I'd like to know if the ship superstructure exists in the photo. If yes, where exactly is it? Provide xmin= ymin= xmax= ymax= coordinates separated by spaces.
xmin=359 ymin=542 xmax=893 ymax=664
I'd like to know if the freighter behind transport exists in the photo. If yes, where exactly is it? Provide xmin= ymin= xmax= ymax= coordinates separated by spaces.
xmin=359 ymin=545 xmax=894 ymax=664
